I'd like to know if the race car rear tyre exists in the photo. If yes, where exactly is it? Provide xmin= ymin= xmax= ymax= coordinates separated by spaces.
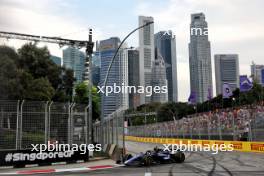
xmin=173 ymin=152 xmax=185 ymax=163
xmin=178 ymin=152 xmax=185 ymax=163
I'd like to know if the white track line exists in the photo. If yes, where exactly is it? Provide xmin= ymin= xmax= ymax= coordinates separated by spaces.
xmin=0 ymin=164 xmax=123 ymax=175
xmin=145 ymin=172 xmax=152 ymax=176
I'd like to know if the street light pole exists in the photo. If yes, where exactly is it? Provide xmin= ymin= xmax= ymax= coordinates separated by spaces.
xmin=86 ymin=29 xmax=94 ymax=145
xmin=99 ymin=21 xmax=154 ymax=149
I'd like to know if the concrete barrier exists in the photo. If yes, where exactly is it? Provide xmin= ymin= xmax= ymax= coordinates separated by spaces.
xmin=108 ymin=144 xmax=116 ymax=156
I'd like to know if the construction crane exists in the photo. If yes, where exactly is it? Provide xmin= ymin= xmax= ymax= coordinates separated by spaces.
xmin=0 ymin=30 xmax=94 ymax=145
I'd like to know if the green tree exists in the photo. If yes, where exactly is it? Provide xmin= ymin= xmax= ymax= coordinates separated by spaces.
xmin=0 ymin=56 xmax=18 ymax=99
xmin=0 ymin=44 xmax=75 ymax=101
xmin=25 ymin=77 xmax=55 ymax=101
xmin=8 ymin=70 xmax=34 ymax=100
xmin=18 ymin=43 xmax=62 ymax=88
xmin=74 ymin=82 xmax=101 ymax=121
xmin=53 ymin=68 xmax=75 ymax=102
xmin=157 ymin=102 xmax=194 ymax=122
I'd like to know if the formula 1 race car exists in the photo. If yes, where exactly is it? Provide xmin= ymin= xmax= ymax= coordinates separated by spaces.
xmin=122 ymin=147 xmax=185 ymax=166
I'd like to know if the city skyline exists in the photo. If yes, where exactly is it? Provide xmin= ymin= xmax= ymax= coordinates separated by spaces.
xmin=1 ymin=0 xmax=264 ymax=101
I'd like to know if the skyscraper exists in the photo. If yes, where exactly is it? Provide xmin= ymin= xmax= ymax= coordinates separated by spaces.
xmin=155 ymin=30 xmax=178 ymax=102
xmin=189 ymin=13 xmax=212 ymax=103
xmin=99 ymin=37 xmax=128 ymax=118
xmin=92 ymin=51 xmax=101 ymax=86
xmin=50 ymin=55 xmax=61 ymax=66
xmin=251 ymin=62 xmax=264 ymax=85
xmin=151 ymin=50 xmax=168 ymax=103
xmin=63 ymin=47 xmax=85 ymax=84
xmin=215 ymin=54 xmax=239 ymax=95
xmin=128 ymin=49 xmax=140 ymax=108
xmin=138 ymin=16 xmax=154 ymax=104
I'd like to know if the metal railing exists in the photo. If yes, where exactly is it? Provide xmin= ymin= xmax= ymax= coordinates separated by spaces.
xmin=0 ymin=100 xmax=91 ymax=150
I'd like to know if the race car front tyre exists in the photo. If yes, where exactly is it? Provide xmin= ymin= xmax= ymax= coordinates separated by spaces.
xmin=142 ymin=155 xmax=153 ymax=166
xmin=116 ymin=154 xmax=133 ymax=164
xmin=124 ymin=154 xmax=133 ymax=161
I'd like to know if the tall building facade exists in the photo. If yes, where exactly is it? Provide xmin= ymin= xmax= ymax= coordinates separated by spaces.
xmin=128 ymin=49 xmax=140 ymax=109
xmin=92 ymin=51 xmax=101 ymax=86
xmin=50 ymin=55 xmax=62 ymax=66
xmin=215 ymin=54 xmax=239 ymax=95
xmin=99 ymin=37 xmax=128 ymax=118
xmin=251 ymin=62 xmax=264 ymax=85
xmin=151 ymin=50 xmax=168 ymax=103
xmin=189 ymin=13 xmax=212 ymax=103
xmin=138 ymin=16 xmax=155 ymax=104
xmin=154 ymin=30 xmax=178 ymax=102
xmin=63 ymin=47 xmax=85 ymax=84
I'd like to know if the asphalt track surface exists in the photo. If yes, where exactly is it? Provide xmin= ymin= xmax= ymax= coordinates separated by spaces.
xmin=3 ymin=141 xmax=264 ymax=176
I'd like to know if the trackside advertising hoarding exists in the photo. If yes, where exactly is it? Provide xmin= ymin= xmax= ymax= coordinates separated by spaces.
xmin=0 ymin=149 xmax=89 ymax=167
xmin=125 ymin=136 xmax=264 ymax=153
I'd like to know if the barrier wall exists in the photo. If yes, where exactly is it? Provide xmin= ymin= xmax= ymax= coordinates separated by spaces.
xmin=125 ymin=136 xmax=264 ymax=153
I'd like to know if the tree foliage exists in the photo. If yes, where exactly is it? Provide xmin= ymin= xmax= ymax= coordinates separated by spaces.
xmin=74 ymin=82 xmax=101 ymax=121
xmin=0 ymin=44 xmax=75 ymax=101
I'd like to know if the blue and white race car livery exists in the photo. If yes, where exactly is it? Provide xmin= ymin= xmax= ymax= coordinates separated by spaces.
xmin=122 ymin=147 xmax=185 ymax=166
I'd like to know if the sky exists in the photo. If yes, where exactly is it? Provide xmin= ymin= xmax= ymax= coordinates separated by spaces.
xmin=0 ymin=0 xmax=264 ymax=102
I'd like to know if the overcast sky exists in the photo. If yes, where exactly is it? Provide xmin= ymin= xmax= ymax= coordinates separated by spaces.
xmin=0 ymin=0 xmax=263 ymax=102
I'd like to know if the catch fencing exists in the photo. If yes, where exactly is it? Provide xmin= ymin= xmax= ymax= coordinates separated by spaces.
xmin=93 ymin=108 xmax=125 ymax=148
xmin=0 ymin=100 xmax=91 ymax=150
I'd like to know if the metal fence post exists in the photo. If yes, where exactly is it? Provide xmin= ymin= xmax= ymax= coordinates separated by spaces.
xmin=190 ymin=128 xmax=193 ymax=139
xmin=48 ymin=101 xmax=53 ymax=142
xmin=111 ymin=119 xmax=114 ymax=144
xmin=232 ymin=112 xmax=235 ymax=140
xmin=108 ymin=120 xmax=110 ymax=144
xmin=121 ymin=110 xmax=125 ymax=160
xmin=84 ymin=105 xmax=89 ymax=145
xmin=68 ymin=103 xmax=71 ymax=145
xmin=106 ymin=120 xmax=109 ymax=144
xmin=248 ymin=110 xmax=253 ymax=141
xmin=19 ymin=100 xmax=24 ymax=149
xmin=218 ymin=114 xmax=222 ymax=140
xmin=103 ymin=122 xmax=106 ymax=145
xmin=68 ymin=103 xmax=75 ymax=145
xmin=108 ymin=120 xmax=111 ymax=144
xmin=115 ymin=114 xmax=118 ymax=145
xmin=207 ymin=119 xmax=211 ymax=140
xmin=88 ymin=105 xmax=92 ymax=145
xmin=44 ymin=101 xmax=49 ymax=144
xmin=182 ymin=125 xmax=185 ymax=139
xmin=15 ymin=100 xmax=21 ymax=150
xmin=174 ymin=121 xmax=178 ymax=139
xmin=198 ymin=118 xmax=201 ymax=139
